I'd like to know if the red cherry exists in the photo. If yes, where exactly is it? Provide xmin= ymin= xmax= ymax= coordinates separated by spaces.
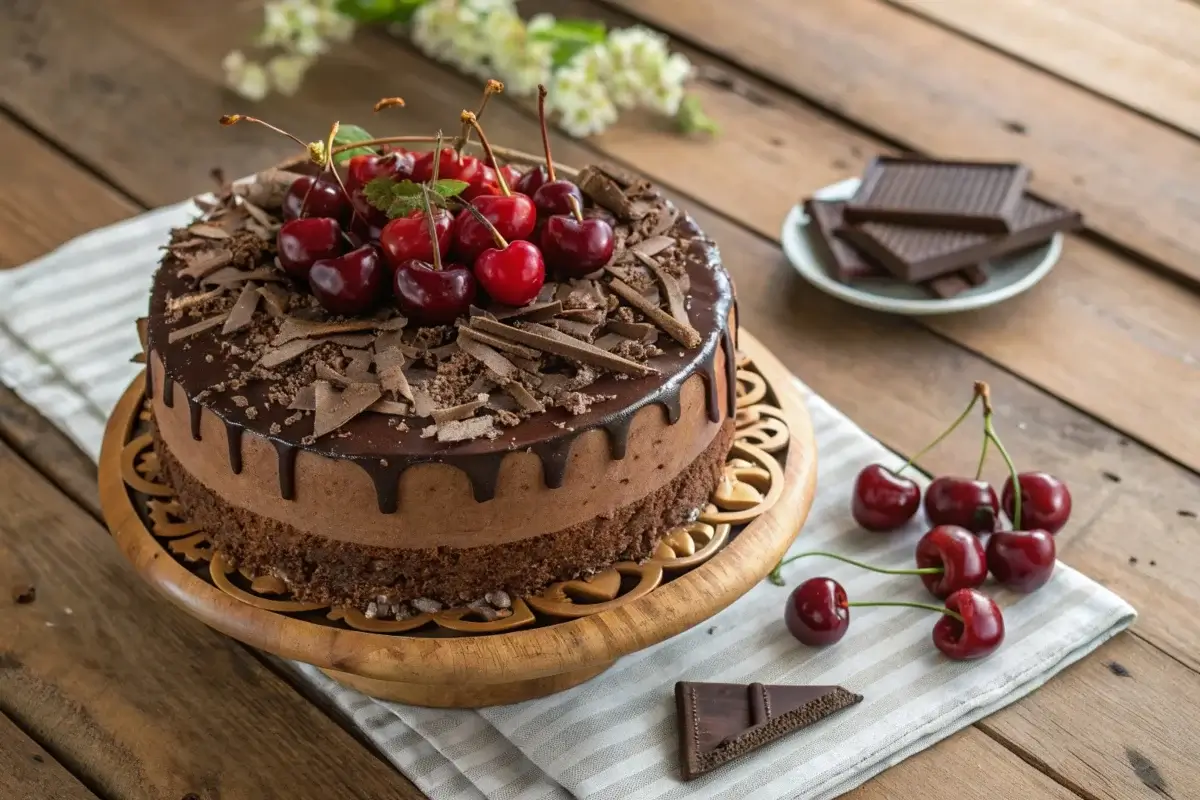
xmin=533 ymin=180 xmax=585 ymax=217
xmin=380 ymin=209 xmax=454 ymax=270
xmin=308 ymin=245 xmax=385 ymax=315
xmin=914 ymin=525 xmax=987 ymax=599
xmin=513 ymin=165 xmax=549 ymax=196
xmin=348 ymin=214 xmax=386 ymax=248
xmin=583 ymin=206 xmax=616 ymax=226
xmin=276 ymin=217 xmax=344 ymax=280
xmin=473 ymin=240 xmax=545 ymax=307
xmin=851 ymin=465 xmax=921 ymax=532
xmin=1002 ymin=472 xmax=1072 ymax=534
xmin=924 ymin=477 xmax=999 ymax=533
xmin=393 ymin=259 xmax=476 ymax=325
xmin=283 ymin=175 xmax=350 ymax=223
xmin=540 ymin=214 xmax=615 ymax=277
xmin=411 ymin=148 xmax=483 ymax=184
xmin=785 ymin=577 xmax=850 ymax=646
xmin=463 ymin=165 xmax=500 ymax=201
xmin=346 ymin=151 xmax=414 ymax=191
xmin=452 ymin=194 xmax=538 ymax=262
xmin=499 ymin=164 xmax=523 ymax=188
xmin=986 ymin=529 xmax=1056 ymax=592
xmin=932 ymin=589 xmax=1004 ymax=660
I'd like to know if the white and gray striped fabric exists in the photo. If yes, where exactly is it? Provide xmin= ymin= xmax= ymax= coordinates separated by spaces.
xmin=0 ymin=201 xmax=1135 ymax=800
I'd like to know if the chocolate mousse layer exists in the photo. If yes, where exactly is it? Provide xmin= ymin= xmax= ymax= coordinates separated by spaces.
xmin=155 ymin=418 xmax=735 ymax=606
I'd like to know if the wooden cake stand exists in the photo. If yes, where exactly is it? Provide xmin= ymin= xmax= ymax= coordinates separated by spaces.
xmin=99 ymin=331 xmax=817 ymax=708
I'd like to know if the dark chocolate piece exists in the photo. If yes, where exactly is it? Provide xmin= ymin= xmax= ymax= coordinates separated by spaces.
xmin=838 ymin=194 xmax=1081 ymax=282
xmin=804 ymin=199 xmax=880 ymax=282
xmin=675 ymin=681 xmax=862 ymax=781
xmin=844 ymin=157 xmax=1029 ymax=233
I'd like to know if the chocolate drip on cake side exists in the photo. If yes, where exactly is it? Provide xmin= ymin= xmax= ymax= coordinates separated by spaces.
xmin=144 ymin=358 xmax=154 ymax=400
xmin=161 ymin=373 xmax=174 ymax=408
xmin=531 ymin=437 xmax=580 ymax=489
xmin=722 ymin=327 xmax=738 ymax=418
xmin=271 ymin=440 xmax=298 ymax=500
xmin=187 ymin=395 xmax=203 ymax=441
xmin=226 ymin=425 xmax=244 ymax=474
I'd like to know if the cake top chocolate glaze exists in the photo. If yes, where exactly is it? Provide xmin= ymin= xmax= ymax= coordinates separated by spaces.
xmin=145 ymin=159 xmax=734 ymax=510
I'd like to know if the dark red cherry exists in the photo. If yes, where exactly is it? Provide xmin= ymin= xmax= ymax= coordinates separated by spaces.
xmin=463 ymin=164 xmax=500 ymax=201
xmin=308 ymin=245 xmax=385 ymax=315
xmin=411 ymin=148 xmax=483 ymax=185
xmin=393 ymin=259 xmax=476 ymax=325
xmin=785 ymin=577 xmax=849 ymax=646
xmin=986 ymin=529 xmax=1056 ymax=593
xmin=1002 ymin=472 xmax=1072 ymax=534
xmin=499 ymin=164 xmax=523 ymax=189
xmin=473 ymin=240 xmax=545 ymax=307
xmin=914 ymin=525 xmax=988 ymax=599
xmin=346 ymin=151 xmax=414 ymax=191
xmin=932 ymin=589 xmax=1004 ymax=660
xmin=513 ymin=165 xmax=549 ymax=197
xmin=380 ymin=209 xmax=454 ymax=271
xmin=283 ymin=175 xmax=350 ymax=223
xmin=532 ymin=180 xmax=584 ymax=217
xmin=540 ymin=214 xmax=614 ymax=277
xmin=452 ymin=194 xmax=538 ymax=263
xmin=852 ymin=464 xmax=921 ymax=532
xmin=276 ymin=217 xmax=344 ymax=281
xmin=925 ymin=477 xmax=1000 ymax=534
xmin=348 ymin=214 xmax=386 ymax=247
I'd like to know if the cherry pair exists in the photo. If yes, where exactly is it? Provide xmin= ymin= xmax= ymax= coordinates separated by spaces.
xmin=785 ymin=578 xmax=1004 ymax=661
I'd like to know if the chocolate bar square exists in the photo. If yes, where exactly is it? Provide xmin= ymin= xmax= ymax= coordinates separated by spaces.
xmin=844 ymin=157 xmax=1029 ymax=233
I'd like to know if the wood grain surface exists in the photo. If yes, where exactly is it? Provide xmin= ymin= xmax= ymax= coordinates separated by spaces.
xmin=0 ymin=0 xmax=1197 ymax=796
xmin=0 ymin=714 xmax=99 ymax=800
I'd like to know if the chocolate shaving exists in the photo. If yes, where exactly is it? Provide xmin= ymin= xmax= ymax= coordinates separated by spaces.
xmin=343 ymin=348 xmax=374 ymax=381
xmin=576 ymin=165 xmax=635 ymax=219
xmin=634 ymin=251 xmax=691 ymax=327
xmin=221 ymin=282 xmax=261 ymax=334
xmin=558 ymin=308 xmax=606 ymax=323
xmin=505 ymin=382 xmax=545 ymax=412
xmin=232 ymin=168 xmax=305 ymax=209
xmin=368 ymin=399 xmax=410 ymax=415
xmin=607 ymin=319 xmax=657 ymax=342
xmin=593 ymin=332 xmax=628 ymax=351
xmin=374 ymin=330 xmax=419 ymax=357
xmin=316 ymin=363 xmax=352 ymax=386
xmin=457 ymin=326 xmax=540 ymax=360
xmin=168 ymin=313 xmax=230 ymax=343
xmin=289 ymin=384 xmax=316 ymax=411
xmin=626 ymin=200 xmax=654 ymax=220
xmin=258 ymin=338 xmax=319 ymax=368
xmin=509 ymin=355 xmax=543 ymax=374
xmin=313 ymin=382 xmax=381 ymax=438
xmin=374 ymin=346 xmax=407 ymax=373
xmin=431 ymin=393 xmax=489 ymax=424
xmin=188 ymin=223 xmax=232 ymax=240
xmin=607 ymin=278 xmax=701 ymax=348
xmin=493 ymin=300 xmax=563 ymax=321
xmin=536 ymin=283 xmax=559 ymax=303
xmin=437 ymin=415 xmax=495 ymax=442
xmin=378 ymin=366 xmax=413 ymax=402
xmin=551 ymin=319 xmax=600 ymax=341
xmin=644 ymin=204 xmax=679 ymax=238
xmin=167 ymin=287 xmax=223 ymax=314
xmin=428 ymin=342 xmax=460 ymax=361
xmin=328 ymin=333 xmax=375 ymax=348
xmin=632 ymin=235 xmax=675 ymax=257
xmin=274 ymin=315 xmax=406 ymax=345
xmin=166 ymin=238 xmax=209 ymax=252
xmin=468 ymin=304 xmax=497 ymax=320
xmin=237 ymin=197 xmax=277 ymax=228
xmin=177 ymin=249 xmax=234 ymax=281
xmin=411 ymin=388 xmax=436 ymax=417
xmin=457 ymin=333 xmax=519 ymax=384
xmin=256 ymin=284 xmax=290 ymax=318
xmin=470 ymin=318 xmax=656 ymax=377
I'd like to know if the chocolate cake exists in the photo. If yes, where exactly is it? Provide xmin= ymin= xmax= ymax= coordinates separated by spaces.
xmin=143 ymin=154 xmax=738 ymax=618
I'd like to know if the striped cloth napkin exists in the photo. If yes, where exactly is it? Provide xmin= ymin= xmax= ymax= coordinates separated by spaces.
xmin=0 ymin=201 xmax=1135 ymax=800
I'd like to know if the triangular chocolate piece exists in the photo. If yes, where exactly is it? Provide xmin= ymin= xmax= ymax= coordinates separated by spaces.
xmin=675 ymin=682 xmax=862 ymax=781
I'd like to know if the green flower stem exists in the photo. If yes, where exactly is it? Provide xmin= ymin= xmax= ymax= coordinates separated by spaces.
xmin=768 ymin=550 xmax=943 ymax=586
xmin=978 ymin=382 xmax=1022 ymax=529
xmin=974 ymin=435 xmax=990 ymax=481
xmin=894 ymin=383 xmax=984 ymax=476
xmin=846 ymin=600 xmax=963 ymax=623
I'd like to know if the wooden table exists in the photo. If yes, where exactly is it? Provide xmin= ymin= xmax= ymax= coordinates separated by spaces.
xmin=1 ymin=1 xmax=1197 ymax=797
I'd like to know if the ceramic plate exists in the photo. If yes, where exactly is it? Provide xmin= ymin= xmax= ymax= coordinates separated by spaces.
xmin=780 ymin=178 xmax=1063 ymax=315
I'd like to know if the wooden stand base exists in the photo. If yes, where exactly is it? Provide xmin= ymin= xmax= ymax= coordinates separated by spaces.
xmin=99 ymin=331 xmax=816 ymax=708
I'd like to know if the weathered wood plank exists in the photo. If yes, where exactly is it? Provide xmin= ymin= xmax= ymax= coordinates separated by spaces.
xmin=1049 ymin=0 xmax=1200 ymax=70
xmin=599 ymin=0 xmax=1200 ymax=288
xmin=0 ymin=435 xmax=421 ymax=798
xmin=884 ymin=0 xmax=1200 ymax=138
xmin=0 ymin=713 xmax=99 ymax=800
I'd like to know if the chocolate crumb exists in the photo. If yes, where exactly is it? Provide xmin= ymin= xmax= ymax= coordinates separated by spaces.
xmin=269 ymin=423 xmax=282 ymax=435
xmin=11 ymin=584 xmax=36 ymax=604
xmin=244 ymin=407 xmax=258 ymax=419
xmin=232 ymin=395 xmax=250 ymax=407
xmin=1107 ymin=661 xmax=1132 ymax=677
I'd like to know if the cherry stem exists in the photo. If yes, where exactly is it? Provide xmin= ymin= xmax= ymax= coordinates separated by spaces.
xmin=461 ymin=111 xmax=510 ymax=196
xmin=537 ymin=84 xmax=557 ymax=183
xmin=322 ymin=121 xmax=358 ymax=229
xmin=457 ymin=199 xmax=508 ymax=249
xmin=768 ymin=550 xmax=943 ymax=586
xmin=219 ymin=114 xmax=309 ymax=150
xmin=458 ymin=80 xmax=503 ymax=155
xmin=895 ymin=382 xmax=984 ymax=476
xmin=567 ymin=193 xmax=584 ymax=223
xmin=974 ymin=436 xmax=990 ymax=481
xmin=846 ymin=600 xmax=964 ymax=624
xmin=979 ymin=382 xmax=1022 ymax=529
xmin=419 ymin=185 xmax=442 ymax=272
xmin=430 ymin=131 xmax=443 ymax=185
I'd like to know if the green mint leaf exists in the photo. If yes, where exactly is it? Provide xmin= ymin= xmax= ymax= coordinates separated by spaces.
xmin=431 ymin=179 xmax=469 ymax=198
xmin=386 ymin=198 xmax=421 ymax=218
xmin=363 ymin=177 xmax=397 ymax=211
xmin=676 ymin=94 xmax=719 ymax=137
xmin=530 ymin=19 xmax=607 ymax=68
xmin=332 ymin=123 xmax=377 ymax=164
xmin=389 ymin=179 xmax=423 ymax=197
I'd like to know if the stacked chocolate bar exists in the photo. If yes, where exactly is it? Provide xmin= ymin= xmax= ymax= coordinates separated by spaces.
xmin=804 ymin=157 xmax=1083 ymax=298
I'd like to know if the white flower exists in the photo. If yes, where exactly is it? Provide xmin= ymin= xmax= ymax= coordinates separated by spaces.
xmin=266 ymin=53 xmax=314 ymax=96
xmin=489 ymin=10 xmax=553 ymax=94
xmin=547 ymin=45 xmax=619 ymax=137
xmin=603 ymin=26 xmax=693 ymax=115
xmin=223 ymin=50 xmax=270 ymax=102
